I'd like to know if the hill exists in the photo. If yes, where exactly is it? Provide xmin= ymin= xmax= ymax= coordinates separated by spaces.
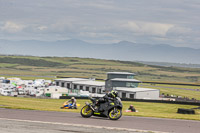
xmin=138 ymin=61 xmax=200 ymax=68
xmin=0 ymin=55 xmax=200 ymax=83
xmin=0 ymin=39 xmax=200 ymax=64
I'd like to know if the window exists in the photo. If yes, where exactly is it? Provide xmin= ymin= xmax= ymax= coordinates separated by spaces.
xmin=67 ymin=83 xmax=70 ymax=88
xmin=122 ymin=93 xmax=126 ymax=98
xmin=130 ymin=94 xmax=135 ymax=99
xmin=126 ymin=82 xmax=136 ymax=88
xmin=127 ymin=75 xmax=134 ymax=79
xmin=80 ymin=86 xmax=83 ymax=90
xmin=92 ymin=87 xmax=96 ymax=93
xmin=86 ymin=87 xmax=89 ymax=91
xmin=56 ymin=82 xmax=59 ymax=86
xmin=74 ymin=85 xmax=77 ymax=89
xmin=98 ymin=89 xmax=101 ymax=94
xmin=61 ymin=82 xmax=65 ymax=87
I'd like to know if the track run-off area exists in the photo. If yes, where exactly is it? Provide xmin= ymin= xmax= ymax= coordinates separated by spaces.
xmin=0 ymin=108 xmax=200 ymax=133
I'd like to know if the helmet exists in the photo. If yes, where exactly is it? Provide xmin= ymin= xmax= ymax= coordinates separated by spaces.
xmin=71 ymin=97 xmax=75 ymax=100
xmin=110 ymin=90 xmax=118 ymax=98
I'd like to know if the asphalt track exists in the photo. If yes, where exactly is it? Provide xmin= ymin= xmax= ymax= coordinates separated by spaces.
xmin=0 ymin=108 xmax=200 ymax=133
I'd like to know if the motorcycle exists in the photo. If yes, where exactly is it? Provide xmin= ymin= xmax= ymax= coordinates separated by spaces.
xmin=80 ymin=97 xmax=123 ymax=120
xmin=60 ymin=103 xmax=80 ymax=109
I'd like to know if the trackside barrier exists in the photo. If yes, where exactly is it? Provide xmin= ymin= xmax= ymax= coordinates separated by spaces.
xmin=177 ymin=108 xmax=195 ymax=114
xmin=120 ymin=98 xmax=200 ymax=106
xmin=59 ymin=96 xmax=200 ymax=106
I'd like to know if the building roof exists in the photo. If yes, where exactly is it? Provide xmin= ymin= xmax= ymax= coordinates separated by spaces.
xmin=107 ymin=72 xmax=136 ymax=75
xmin=73 ymin=80 xmax=105 ymax=86
xmin=115 ymin=87 xmax=158 ymax=92
xmin=55 ymin=78 xmax=89 ymax=82
xmin=110 ymin=78 xmax=141 ymax=82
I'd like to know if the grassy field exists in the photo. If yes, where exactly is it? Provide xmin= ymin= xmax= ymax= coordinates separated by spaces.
xmin=1 ymin=55 xmax=200 ymax=120
xmin=0 ymin=96 xmax=199 ymax=121
xmin=155 ymin=87 xmax=200 ymax=100
xmin=139 ymin=83 xmax=200 ymax=100
xmin=1 ymin=55 xmax=200 ymax=83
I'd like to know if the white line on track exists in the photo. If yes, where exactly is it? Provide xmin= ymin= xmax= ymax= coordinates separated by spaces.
xmin=0 ymin=117 xmax=168 ymax=133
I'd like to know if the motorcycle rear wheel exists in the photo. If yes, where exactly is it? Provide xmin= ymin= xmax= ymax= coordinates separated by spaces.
xmin=81 ymin=105 xmax=93 ymax=118
xmin=108 ymin=108 xmax=122 ymax=120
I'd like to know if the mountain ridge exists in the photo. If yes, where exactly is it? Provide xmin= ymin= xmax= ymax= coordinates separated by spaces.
xmin=0 ymin=39 xmax=200 ymax=64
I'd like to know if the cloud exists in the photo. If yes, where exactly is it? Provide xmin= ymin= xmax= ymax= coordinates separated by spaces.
xmin=37 ymin=26 xmax=48 ymax=31
xmin=0 ymin=0 xmax=200 ymax=48
xmin=84 ymin=2 xmax=116 ymax=10
xmin=79 ymin=32 xmax=114 ymax=38
xmin=1 ymin=21 xmax=24 ymax=33
xmin=167 ymin=26 xmax=193 ymax=36
xmin=64 ymin=0 xmax=116 ymax=10
xmin=123 ymin=21 xmax=174 ymax=36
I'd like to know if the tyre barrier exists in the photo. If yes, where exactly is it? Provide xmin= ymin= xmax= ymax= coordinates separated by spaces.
xmin=177 ymin=108 xmax=195 ymax=114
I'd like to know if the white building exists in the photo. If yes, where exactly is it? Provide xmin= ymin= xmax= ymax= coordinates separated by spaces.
xmin=115 ymin=87 xmax=160 ymax=99
xmin=105 ymin=72 xmax=160 ymax=99
xmin=54 ymin=78 xmax=106 ymax=96
xmin=55 ymin=78 xmax=89 ymax=88
xmin=44 ymin=86 xmax=68 ymax=99
xmin=73 ymin=80 xmax=105 ymax=94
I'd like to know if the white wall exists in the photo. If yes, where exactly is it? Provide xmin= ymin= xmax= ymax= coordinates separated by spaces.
xmin=118 ymin=90 xmax=160 ymax=99
xmin=45 ymin=86 xmax=68 ymax=94
xmin=51 ymin=93 xmax=62 ymax=99
xmin=135 ymin=90 xmax=160 ymax=99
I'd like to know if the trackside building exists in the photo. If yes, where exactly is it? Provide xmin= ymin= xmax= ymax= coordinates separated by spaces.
xmin=115 ymin=87 xmax=159 ymax=99
xmin=105 ymin=72 xmax=159 ymax=99
xmin=54 ymin=72 xmax=159 ymax=99
xmin=54 ymin=78 xmax=105 ymax=95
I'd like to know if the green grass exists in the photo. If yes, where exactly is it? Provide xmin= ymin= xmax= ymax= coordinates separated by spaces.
xmin=140 ymin=83 xmax=200 ymax=100
xmin=159 ymin=88 xmax=200 ymax=100
xmin=1 ymin=55 xmax=200 ymax=83
xmin=0 ymin=96 xmax=199 ymax=121
xmin=1 ymin=55 xmax=200 ymax=113
xmin=123 ymin=101 xmax=200 ymax=120
xmin=0 ymin=63 xmax=19 ymax=68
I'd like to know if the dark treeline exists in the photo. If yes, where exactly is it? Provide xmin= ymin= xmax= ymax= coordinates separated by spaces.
xmin=0 ymin=57 xmax=65 ymax=67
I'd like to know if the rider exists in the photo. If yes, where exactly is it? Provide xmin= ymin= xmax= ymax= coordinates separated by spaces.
xmin=104 ymin=90 xmax=118 ymax=100
xmin=65 ymin=97 xmax=77 ymax=109
xmin=97 ymin=90 xmax=118 ymax=111
xmin=128 ymin=105 xmax=136 ymax=112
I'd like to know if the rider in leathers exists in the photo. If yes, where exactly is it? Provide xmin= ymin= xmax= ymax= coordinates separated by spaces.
xmin=97 ymin=90 xmax=118 ymax=112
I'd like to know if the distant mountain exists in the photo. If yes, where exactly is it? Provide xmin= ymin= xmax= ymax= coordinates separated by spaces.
xmin=0 ymin=39 xmax=200 ymax=64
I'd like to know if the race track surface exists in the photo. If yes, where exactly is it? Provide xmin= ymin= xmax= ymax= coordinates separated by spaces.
xmin=0 ymin=108 xmax=199 ymax=133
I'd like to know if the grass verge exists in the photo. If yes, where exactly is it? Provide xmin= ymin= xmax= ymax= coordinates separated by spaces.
xmin=0 ymin=96 xmax=199 ymax=121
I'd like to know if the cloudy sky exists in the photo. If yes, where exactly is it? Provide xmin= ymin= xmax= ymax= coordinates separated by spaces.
xmin=0 ymin=0 xmax=200 ymax=48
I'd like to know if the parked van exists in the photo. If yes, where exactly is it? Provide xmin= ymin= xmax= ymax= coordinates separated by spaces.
xmin=18 ymin=88 xmax=25 ymax=95
xmin=1 ymin=89 xmax=11 ymax=96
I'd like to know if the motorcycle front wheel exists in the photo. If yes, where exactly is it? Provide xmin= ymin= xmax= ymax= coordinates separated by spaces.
xmin=108 ymin=108 xmax=122 ymax=120
xmin=80 ymin=105 xmax=93 ymax=118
